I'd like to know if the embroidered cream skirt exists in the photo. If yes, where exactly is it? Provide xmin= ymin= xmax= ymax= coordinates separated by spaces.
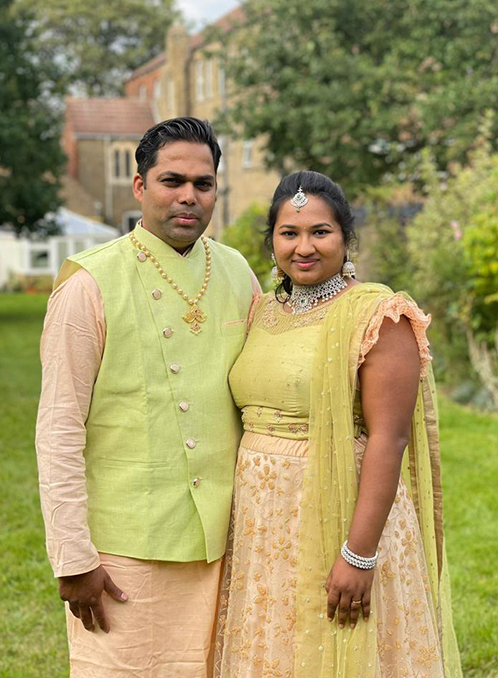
xmin=66 ymin=554 xmax=222 ymax=678
xmin=215 ymin=432 xmax=445 ymax=678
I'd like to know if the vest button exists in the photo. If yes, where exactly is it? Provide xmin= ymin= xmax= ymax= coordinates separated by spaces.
xmin=186 ymin=438 xmax=197 ymax=449
xmin=179 ymin=401 xmax=190 ymax=412
xmin=162 ymin=327 xmax=173 ymax=338
xmin=137 ymin=251 xmax=147 ymax=262
xmin=152 ymin=289 xmax=162 ymax=300
xmin=192 ymin=477 xmax=201 ymax=488
xmin=170 ymin=363 xmax=180 ymax=373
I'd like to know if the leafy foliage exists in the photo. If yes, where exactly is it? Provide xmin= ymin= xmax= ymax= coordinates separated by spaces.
xmin=463 ymin=207 xmax=498 ymax=337
xmin=15 ymin=0 xmax=177 ymax=95
xmin=406 ymin=141 xmax=498 ymax=406
xmin=221 ymin=204 xmax=273 ymax=290
xmin=0 ymin=0 xmax=65 ymax=236
xmin=220 ymin=0 xmax=498 ymax=197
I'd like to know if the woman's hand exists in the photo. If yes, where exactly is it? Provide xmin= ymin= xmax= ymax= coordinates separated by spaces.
xmin=325 ymin=556 xmax=374 ymax=629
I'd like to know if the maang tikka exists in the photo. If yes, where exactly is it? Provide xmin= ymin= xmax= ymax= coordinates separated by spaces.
xmin=290 ymin=185 xmax=308 ymax=212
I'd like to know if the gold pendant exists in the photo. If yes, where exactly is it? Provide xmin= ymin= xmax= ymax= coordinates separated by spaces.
xmin=183 ymin=304 xmax=207 ymax=335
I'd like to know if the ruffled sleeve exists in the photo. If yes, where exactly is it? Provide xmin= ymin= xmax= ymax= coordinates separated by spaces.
xmin=358 ymin=293 xmax=432 ymax=377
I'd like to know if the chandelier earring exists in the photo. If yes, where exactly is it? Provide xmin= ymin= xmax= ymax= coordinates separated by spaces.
xmin=341 ymin=250 xmax=356 ymax=278
xmin=271 ymin=253 xmax=285 ymax=284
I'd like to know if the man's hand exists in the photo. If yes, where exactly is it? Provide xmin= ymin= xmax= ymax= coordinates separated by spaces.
xmin=59 ymin=565 xmax=128 ymax=633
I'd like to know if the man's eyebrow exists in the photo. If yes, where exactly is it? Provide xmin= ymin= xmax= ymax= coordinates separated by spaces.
xmin=157 ymin=171 xmax=215 ymax=182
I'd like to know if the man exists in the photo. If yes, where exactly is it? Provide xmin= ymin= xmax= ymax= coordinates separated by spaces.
xmin=36 ymin=117 xmax=260 ymax=677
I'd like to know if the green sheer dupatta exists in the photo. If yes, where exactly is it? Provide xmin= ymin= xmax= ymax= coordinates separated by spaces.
xmin=294 ymin=284 xmax=461 ymax=678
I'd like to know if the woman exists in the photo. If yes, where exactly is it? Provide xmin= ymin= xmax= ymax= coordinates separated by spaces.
xmin=215 ymin=171 xmax=461 ymax=678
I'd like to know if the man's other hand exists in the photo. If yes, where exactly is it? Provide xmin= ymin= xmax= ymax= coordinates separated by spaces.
xmin=59 ymin=565 xmax=128 ymax=633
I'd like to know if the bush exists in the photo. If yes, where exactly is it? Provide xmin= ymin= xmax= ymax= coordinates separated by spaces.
xmin=221 ymin=204 xmax=273 ymax=291
xmin=407 ymin=143 xmax=498 ymax=408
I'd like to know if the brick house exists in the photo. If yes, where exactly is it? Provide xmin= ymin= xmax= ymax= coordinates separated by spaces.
xmin=124 ymin=8 xmax=281 ymax=239
xmin=62 ymin=97 xmax=156 ymax=232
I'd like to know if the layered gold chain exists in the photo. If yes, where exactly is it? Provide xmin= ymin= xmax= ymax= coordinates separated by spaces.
xmin=129 ymin=226 xmax=211 ymax=335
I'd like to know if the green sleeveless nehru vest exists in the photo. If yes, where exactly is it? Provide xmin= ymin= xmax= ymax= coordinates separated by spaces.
xmin=55 ymin=224 xmax=254 ymax=562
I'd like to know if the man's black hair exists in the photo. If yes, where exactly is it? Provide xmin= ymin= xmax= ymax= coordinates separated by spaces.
xmin=135 ymin=117 xmax=222 ymax=182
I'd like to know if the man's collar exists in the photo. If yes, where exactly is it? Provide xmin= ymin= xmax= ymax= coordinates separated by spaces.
xmin=134 ymin=223 xmax=202 ymax=260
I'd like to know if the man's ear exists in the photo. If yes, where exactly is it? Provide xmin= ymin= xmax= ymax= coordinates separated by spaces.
xmin=133 ymin=173 xmax=145 ymax=201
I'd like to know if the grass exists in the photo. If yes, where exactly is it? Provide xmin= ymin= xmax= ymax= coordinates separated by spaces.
xmin=0 ymin=292 xmax=497 ymax=677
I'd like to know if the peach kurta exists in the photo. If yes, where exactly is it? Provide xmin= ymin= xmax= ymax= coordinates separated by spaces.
xmin=36 ymin=259 xmax=260 ymax=678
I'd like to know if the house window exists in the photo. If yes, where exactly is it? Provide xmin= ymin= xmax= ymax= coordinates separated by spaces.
xmin=29 ymin=248 xmax=49 ymax=270
xmin=205 ymin=59 xmax=213 ymax=99
xmin=219 ymin=62 xmax=226 ymax=96
xmin=242 ymin=140 xmax=254 ymax=169
xmin=123 ymin=211 xmax=142 ymax=233
xmin=114 ymin=150 xmax=121 ymax=178
xmin=139 ymin=84 xmax=147 ymax=100
xmin=111 ymin=146 xmax=135 ymax=181
xmin=124 ymin=150 xmax=132 ymax=178
xmin=196 ymin=60 xmax=205 ymax=101
xmin=154 ymin=79 xmax=162 ymax=100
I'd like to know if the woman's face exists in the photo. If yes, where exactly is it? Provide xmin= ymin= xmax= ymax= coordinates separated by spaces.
xmin=273 ymin=195 xmax=346 ymax=286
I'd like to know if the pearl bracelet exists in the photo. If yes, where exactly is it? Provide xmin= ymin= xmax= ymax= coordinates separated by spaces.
xmin=341 ymin=540 xmax=378 ymax=570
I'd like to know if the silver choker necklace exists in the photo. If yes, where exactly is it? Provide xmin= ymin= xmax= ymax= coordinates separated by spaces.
xmin=288 ymin=273 xmax=347 ymax=314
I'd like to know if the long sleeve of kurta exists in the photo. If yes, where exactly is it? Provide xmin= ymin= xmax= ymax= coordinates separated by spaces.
xmin=36 ymin=269 xmax=105 ymax=577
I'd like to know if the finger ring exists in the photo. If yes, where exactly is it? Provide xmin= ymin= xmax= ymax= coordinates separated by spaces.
xmin=351 ymin=599 xmax=362 ymax=605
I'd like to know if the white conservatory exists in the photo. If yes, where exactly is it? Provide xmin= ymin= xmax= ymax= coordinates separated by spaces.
xmin=0 ymin=209 xmax=119 ymax=289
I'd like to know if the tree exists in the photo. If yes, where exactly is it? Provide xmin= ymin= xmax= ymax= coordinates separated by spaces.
xmin=219 ymin=0 xmax=498 ymax=197
xmin=221 ymin=204 xmax=273 ymax=290
xmin=0 ymin=0 xmax=65 ymax=236
xmin=16 ymin=0 xmax=177 ymax=96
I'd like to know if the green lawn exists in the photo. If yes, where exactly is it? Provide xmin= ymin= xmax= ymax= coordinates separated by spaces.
xmin=0 ymin=293 xmax=496 ymax=677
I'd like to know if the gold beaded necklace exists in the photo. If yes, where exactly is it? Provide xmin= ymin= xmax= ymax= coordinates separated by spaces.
xmin=129 ymin=223 xmax=211 ymax=335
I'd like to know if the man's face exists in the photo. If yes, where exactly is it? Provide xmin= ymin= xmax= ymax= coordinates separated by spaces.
xmin=133 ymin=141 xmax=217 ymax=252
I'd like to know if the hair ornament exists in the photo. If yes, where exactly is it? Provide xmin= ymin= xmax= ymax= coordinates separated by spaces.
xmin=290 ymin=185 xmax=309 ymax=212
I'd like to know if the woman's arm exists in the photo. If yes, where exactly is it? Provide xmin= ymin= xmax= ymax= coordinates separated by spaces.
xmin=326 ymin=315 xmax=421 ymax=628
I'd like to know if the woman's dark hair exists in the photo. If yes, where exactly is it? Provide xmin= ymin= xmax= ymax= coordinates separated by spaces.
xmin=135 ymin=117 xmax=222 ymax=183
xmin=265 ymin=170 xmax=356 ymax=297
